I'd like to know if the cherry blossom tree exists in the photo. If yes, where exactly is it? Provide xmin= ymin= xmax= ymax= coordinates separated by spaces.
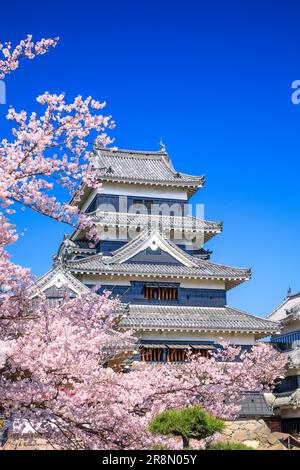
xmin=0 ymin=35 xmax=113 ymax=330
xmin=1 ymin=311 xmax=287 ymax=449
xmin=0 ymin=36 xmax=287 ymax=450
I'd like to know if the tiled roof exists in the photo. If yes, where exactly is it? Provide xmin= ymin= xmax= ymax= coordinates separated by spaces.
xmin=268 ymin=291 xmax=300 ymax=322
xmin=88 ymin=211 xmax=222 ymax=242
xmin=93 ymin=147 xmax=204 ymax=192
xmin=119 ymin=304 xmax=278 ymax=334
xmin=66 ymin=257 xmax=250 ymax=289
xmin=66 ymin=229 xmax=250 ymax=289
xmin=238 ymin=393 xmax=273 ymax=417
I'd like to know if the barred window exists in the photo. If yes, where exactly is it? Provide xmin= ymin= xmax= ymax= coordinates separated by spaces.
xmin=144 ymin=286 xmax=178 ymax=301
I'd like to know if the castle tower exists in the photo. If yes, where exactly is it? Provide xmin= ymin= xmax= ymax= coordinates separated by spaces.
xmin=34 ymin=146 xmax=277 ymax=362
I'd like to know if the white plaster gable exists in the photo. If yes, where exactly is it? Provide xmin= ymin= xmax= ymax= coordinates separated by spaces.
xmin=32 ymin=266 xmax=89 ymax=298
xmin=112 ymin=230 xmax=198 ymax=267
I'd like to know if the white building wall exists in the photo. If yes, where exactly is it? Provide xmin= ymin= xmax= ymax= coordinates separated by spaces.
xmin=280 ymin=320 xmax=300 ymax=335
xmin=79 ymin=184 xmax=191 ymax=213
xmin=136 ymin=330 xmax=256 ymax=345
xmin=79 ymin=275 xmax=225 ymax=290
xmin=101 ymin=182 xmax=189 ymax=201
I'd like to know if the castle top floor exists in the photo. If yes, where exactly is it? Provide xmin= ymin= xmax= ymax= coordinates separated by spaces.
xmin=71 ymin=146 xmax=205 ymax=211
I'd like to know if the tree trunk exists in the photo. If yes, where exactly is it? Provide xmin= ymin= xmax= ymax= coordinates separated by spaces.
xmin=182 ymin=435 xmax=189 ymax=449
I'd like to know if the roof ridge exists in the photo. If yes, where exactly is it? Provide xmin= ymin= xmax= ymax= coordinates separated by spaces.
xmin=95 ymin=146 xmax=168 ymax=157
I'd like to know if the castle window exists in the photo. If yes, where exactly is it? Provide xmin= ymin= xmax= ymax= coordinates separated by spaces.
xmin=140 ymin=345 xmax=166 ymax=362
xmin=144 ymin=285 xmax=178 ymax=301
xmin=144 ymin=286 xmax=156 ymax=300
xmin=140 ymin=344 xmax=214 ymax=363
xmin=166 ymin=345 xmax=187 ymax=362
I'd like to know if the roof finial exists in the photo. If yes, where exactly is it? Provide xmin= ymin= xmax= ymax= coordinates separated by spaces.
xmin=159 ymin=138 xmax=166 ymax=152
xmin=287 ymin=286 xmax=292 ymax=298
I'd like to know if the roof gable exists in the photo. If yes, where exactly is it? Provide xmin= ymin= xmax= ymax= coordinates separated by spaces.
xmin=110 ymin=230 xmax=198 ymax=267
xmin=126 ymin=247 xmax=182 ymax=265
xmin=31 ymin=266 xmax=89 ymax=298
xmin=268 ymin=292 xmax=300 ymax=322
xmin=66 ymin=251 xmax=250 ymax=290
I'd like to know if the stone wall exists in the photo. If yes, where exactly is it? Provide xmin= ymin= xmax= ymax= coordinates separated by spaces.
xmin=3 ymin=437 xmax=54 ymax=450
xmin=220 ymin=419 xmax=286 ymax=450
xmin=2 ymin=419 xmax=289 ymax=450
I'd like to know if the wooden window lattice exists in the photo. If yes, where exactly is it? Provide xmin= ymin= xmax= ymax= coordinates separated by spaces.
xmin=144 ymin=286 xmax=178 ymax=301
xmin=141 ymin=347 xmax=211 ymax=363
xmin=141 ymin=348 xmax=164 ymax=362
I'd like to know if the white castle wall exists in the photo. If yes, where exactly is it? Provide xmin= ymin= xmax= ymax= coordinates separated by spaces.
xmin=101 ymin=182 xmax=189 ymax=201
xmin=280 ymin=320 xmax=300 ymax=335
xmin=79 ymin=275 xmax=225 ymax=290
xmin=136 ymin=330 xmax=256 ymax=345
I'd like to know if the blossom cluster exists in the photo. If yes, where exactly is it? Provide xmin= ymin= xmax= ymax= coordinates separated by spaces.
xmin=0 ymin=35 xmax=59 ymax=79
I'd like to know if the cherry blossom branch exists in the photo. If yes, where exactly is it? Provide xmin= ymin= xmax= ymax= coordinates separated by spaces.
xmin=0 ymin=35 xmax=59 ymax=79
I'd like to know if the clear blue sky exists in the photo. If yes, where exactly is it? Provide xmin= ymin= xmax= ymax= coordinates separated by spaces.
xmin=1 ymin=0 xmax=300 ymax=318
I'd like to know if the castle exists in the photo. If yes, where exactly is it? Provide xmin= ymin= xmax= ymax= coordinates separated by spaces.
xmin=268 ymin=290 xmax=300 ymax=435
xmin=33 ymin=144 xmax=277 ymax=363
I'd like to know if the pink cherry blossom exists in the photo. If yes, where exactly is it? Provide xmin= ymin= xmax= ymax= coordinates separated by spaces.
xmin=0 ymin=35 xmax=59 ymax=79
xmin=0 ymin=35 xmax=288 ymax=450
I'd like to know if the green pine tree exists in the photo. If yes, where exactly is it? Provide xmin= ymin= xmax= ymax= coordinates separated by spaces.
xmin=149 ymin=405 xmax=224 ymax=449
